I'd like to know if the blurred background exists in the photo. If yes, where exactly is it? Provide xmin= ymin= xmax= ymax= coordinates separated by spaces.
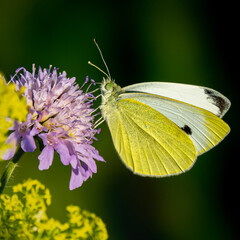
xmin=0 ymin=0 xmax=238 ymax=239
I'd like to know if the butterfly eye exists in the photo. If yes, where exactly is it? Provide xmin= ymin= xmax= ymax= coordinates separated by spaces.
xmin=105 ymin=82 xmax=113 ymax=91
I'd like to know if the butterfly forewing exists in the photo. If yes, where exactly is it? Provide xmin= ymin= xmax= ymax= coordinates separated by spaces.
xmin=123 ymin=82 xmax=230 ymax=118
xmin=106 ymin=98 xmax=197 ymax=176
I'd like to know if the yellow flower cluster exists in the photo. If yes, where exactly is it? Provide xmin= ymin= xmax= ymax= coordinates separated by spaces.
xmin=0 ymin=74 xmax=28 ymax=159
xmin=0 ymin=179 xmax=108 ymax=240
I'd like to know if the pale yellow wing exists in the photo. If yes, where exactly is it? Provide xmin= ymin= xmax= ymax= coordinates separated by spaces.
xmin=119 ymin=93 xmax=230 ymax=155
xmin=106 ymin=98 xmax=197 ymax=176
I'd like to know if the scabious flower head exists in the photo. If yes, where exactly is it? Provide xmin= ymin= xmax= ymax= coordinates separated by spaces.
xmin=2 ymin=65 xmax=104 ymax=190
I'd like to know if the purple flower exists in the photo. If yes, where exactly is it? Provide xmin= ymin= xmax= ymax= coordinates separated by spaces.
xmin=3 ymin=65 xmax=104 ymax=190
xmin=2 ymin=114 xmax=38 ymax=160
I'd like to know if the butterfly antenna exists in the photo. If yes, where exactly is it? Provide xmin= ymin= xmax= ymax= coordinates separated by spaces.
xmin=88 ymin=61 xmax=110 ymax=79
xmin=94 ymin=38 xmax=111 ymax=79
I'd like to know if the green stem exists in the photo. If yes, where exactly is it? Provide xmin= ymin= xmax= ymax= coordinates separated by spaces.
xmin=0 ymin=148 xmax=24 ymax=194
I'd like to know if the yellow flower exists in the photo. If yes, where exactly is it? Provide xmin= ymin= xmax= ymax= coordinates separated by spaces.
xmin=0 ymin=179 xmax=108 ymax=239
xmin=0 ymin=74 xmax=28 ymax=159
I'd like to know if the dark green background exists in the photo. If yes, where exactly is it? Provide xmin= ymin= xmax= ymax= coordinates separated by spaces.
xmin=0 ymin=0 xmax=238 ymax=239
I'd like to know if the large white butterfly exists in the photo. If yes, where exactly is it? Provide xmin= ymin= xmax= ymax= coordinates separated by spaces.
xmin=90 ymin=40 xmax=230 ymax=177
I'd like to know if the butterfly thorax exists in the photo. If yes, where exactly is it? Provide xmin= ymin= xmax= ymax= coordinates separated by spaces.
xmin=101 ymin=77 xmax=124 ymax=119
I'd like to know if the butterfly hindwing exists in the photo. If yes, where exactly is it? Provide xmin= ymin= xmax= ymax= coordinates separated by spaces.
xmin=106 ymin=98 xmax=197 ymax=176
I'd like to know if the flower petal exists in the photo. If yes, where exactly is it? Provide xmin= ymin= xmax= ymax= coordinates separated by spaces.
xmin=54 ymin=141 xmax=71 ymax=165
xmin=80 ymin=162 xmax=93 ymax=180
xmin=38 ymin=133 xmax=48 ymax=145
xmin=92 ymin=149 xmax=105 ymax=162
xmin=70 ymin=167 xmax=83 ymax=190
xmin=1 ymin=132 xmax=20 ymax=160
xmin=38 ymin=145 xmax=54 ymax=170
xmin=30 ymin=125 xmax=40 ymax=136
xmin=79 ymin=156 xmax=97 ymax=173
xmin=21 ymin=135 xmax=36 ymax=152
xmin=70 ymin=156 xmax=78 ymax=169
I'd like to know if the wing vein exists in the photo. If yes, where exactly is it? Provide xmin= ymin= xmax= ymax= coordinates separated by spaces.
xmin=121 ymin=109 xmax=191 ymax=173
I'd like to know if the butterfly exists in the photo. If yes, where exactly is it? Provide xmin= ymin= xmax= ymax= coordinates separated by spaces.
xmin=89 ymin=39 xmax=230 ymax=177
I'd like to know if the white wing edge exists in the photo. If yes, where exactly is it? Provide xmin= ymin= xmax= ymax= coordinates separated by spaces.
xmin=122 ymin=82 xmax=231 ymax=118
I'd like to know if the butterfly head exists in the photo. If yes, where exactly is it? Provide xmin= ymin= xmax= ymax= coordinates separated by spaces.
xmin=103 ymin=78 xmax=114 ymax=91
xmin=101 ymin=77 xmax=122 ymax=98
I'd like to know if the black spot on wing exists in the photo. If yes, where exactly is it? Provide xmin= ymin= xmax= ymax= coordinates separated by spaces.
xmin=204 ymin=89 xmax=214 ymax=95
xmin=204 ymin=89 xmax=229 ymax=116
xmin=181 ymin=125 xmax=192 ymax=135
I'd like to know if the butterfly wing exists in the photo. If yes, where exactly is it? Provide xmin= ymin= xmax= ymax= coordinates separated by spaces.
xmin=123 ymin=82 xmax=231 ymax=118
xmin=106 ymin=98 xmax=197 ymax=176
xmin=119 ymin=92 xmax=230 ymax=155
